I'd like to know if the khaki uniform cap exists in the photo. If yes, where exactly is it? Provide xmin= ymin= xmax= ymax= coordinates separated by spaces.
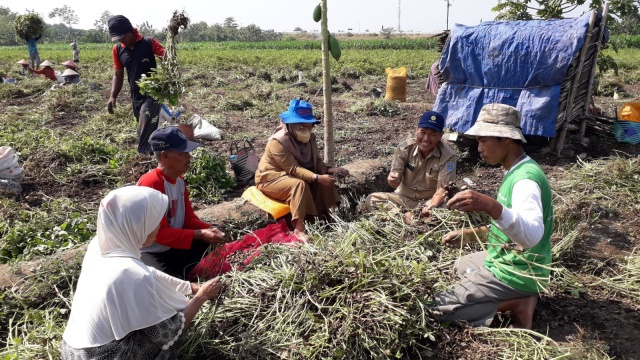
xmin=464 ymin=103 xmax=527 ymax=143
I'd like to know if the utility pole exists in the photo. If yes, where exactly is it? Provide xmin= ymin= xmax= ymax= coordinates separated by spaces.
xmin=398 ymin=0 xmax=401 ymax=33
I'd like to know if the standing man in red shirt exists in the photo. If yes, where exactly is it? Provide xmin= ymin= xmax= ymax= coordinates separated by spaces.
xmin=106 ymin=15 xmax=166 ymax=153
xmin=137 ymin=126 xmax=226 ymax=279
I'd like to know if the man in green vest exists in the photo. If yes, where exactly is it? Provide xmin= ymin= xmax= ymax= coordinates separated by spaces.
xmin=435 ymin=103 xmax=553 ymax=329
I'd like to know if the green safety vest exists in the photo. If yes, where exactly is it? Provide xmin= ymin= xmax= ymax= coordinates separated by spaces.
xmin=484 ymin=159 xmax=553 ymax=293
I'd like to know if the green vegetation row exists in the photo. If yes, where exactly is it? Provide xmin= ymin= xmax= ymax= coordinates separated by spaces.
xmin=0 ymin=37 xmax=441 ymax=52
xmin=3 ymin=35 xmax=640 ymax=53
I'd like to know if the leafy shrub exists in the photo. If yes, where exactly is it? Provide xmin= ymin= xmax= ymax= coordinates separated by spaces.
xmin=184 ymin=148 xmax=234 ymax=203
xmin=350 ymin=98 xmax=401 ymax=117
xmin=0 ymin=199 xmax=95 ymax=263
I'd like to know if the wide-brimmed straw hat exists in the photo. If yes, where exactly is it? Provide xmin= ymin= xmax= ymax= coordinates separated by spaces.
xmin=40 ymin=60 xmax=54 ymax=67
xmin=61 ymin=69 xmax=79 ymax=77
xmin=465 ymin=103 xmax=527 ymax=143
xmin=61 ymin=60 xmax=77 ymax=67
xmin=17 ymin=59 xmax=29 ymax=65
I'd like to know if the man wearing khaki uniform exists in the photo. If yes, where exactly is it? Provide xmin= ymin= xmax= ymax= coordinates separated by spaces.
xmin=365 ymin=111 xmax=457 ymax=213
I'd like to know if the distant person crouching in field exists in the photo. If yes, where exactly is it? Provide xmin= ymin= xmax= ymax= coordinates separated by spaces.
xmin=106 ymin=14 xmax=166 ymax=153
xmin=137 ymin=126 xmax=227 ymax=279
xmin=17 ymin=59 xmax=29 ymax=76
xmin=60 ymin=69 xmax=81 ymax=85
xmin=29 ymin=60 xmax=57 ymax=81
xmin=255 ymin=99 xmax=349 ymax=240
xmin=61 ymin=60 xmax=79 ymax=73
xmin=61 ymin=186 xmax=223 ymax=359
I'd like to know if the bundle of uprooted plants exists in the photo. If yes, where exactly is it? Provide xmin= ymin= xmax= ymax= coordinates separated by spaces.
xmin=137 ymin=11 xmax=189 ymax=106
xmin=184 ymin=212 xmax=462 ymax=359
xmin=552 ymin=154 xmax=640 ymax=258
xmin=184 ymin=206 xmax=566 ymax=359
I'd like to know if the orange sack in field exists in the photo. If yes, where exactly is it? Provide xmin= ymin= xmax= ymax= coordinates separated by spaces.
xmin=385 ymin=66 xmax=407 ymax=102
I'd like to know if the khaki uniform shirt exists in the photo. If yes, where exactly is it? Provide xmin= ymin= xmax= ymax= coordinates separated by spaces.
xmin=391 ymin=139 xmax=457 ymax=200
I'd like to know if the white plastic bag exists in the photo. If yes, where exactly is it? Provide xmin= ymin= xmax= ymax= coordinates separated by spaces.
xmin=0 ymin=146 xmax=23 ymax=182
xmin=191 ymin=114 xmax=222 ymax=141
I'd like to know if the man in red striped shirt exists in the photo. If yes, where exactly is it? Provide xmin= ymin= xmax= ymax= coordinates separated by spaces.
xmin=106 ymin=15 xmax=166 ymax=153
xmin=137 ymin=126 xmax=226 ymax=279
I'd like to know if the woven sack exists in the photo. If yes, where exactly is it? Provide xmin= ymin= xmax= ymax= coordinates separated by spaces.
xmin=384 ymin=66 xmax=407 ymax=102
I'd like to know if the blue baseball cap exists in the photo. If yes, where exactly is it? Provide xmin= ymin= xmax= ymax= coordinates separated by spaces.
xmin=279 ymin=99 xmax=321 ymax=124
xmin=149 ymin=126 xmax=200 ymax=152
xmin=418 ymin=111 xmax=445 ymax=132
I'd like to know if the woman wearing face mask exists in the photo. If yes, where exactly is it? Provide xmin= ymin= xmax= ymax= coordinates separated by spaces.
xmin=255 ymin=99 xmax=349 ymax=240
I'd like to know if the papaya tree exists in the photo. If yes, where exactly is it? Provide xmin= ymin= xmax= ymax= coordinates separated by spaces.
xmin=313 ymin=0 xmax=341 ymax=166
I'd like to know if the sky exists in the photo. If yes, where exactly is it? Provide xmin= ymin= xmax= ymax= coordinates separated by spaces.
xmin=6 ymin=0 xmax=593 ymax=34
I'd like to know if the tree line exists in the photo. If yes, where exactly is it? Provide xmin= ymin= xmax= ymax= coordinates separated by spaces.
xmin=1 ymin=2 xmax=639 ymax=46
xmin=0 ymin=7 xmax=282 ymax=46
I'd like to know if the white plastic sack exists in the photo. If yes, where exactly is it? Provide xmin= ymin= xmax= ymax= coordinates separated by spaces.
xmin=191 ymin=114 xmax=222 ymax=141
xmin=0 ymin=146 xmax=23 ymax=182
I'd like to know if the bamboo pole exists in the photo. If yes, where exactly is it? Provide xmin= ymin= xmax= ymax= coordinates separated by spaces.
xmin=321 ymin=0 xmax=335 ymax=166
xmin=554 ymin=10 xmax=596 ymax=154
xmin=579 ymin=1 xmax=610 ymax=141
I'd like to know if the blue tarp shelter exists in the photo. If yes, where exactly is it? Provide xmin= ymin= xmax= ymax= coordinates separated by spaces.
xmin=433 ymin=13 xmax=593 ymax=138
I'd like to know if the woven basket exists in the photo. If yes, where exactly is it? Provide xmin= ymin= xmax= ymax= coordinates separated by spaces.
xmin=614 ymin=120 xmax=640 ymax=145
xmin=230 ymin=140 xmax=260 ymax=184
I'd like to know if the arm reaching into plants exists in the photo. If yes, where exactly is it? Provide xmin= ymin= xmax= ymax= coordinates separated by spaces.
xmin=182 ymin=278 xmax=223 ymax=328
xmin=447 ymin=190 xmax=503 ymax=220
xmin=442 ymin=226 xmax=489 ymax=248
xmin=108 ymin=68 xmax=124 ymax=114
xmin=447 ymin=181 xmax=545 ymax=249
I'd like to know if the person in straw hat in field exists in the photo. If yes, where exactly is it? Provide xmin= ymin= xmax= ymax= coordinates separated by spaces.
xmin=434 ymin=103 xmax=553 ymax=330
xmin=16 ymin=59 xmax=29 ymax=76
xmin=60 ymin=69 xmax=81 ymax=85
xmin=29 ymin=60 xmax=57 ymax=81
xmin=61 ymin=60 xmax=79 ymax=73
xmin=255 ymin=99 xmax=349 ymax=240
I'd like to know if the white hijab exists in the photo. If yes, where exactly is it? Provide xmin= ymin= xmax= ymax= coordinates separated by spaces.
xmin=63 ymin=186 xmax=192 ymax=349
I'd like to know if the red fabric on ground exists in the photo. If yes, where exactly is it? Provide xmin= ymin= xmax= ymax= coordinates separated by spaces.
xmin=188 ymin=219 xmax=300 ymax=280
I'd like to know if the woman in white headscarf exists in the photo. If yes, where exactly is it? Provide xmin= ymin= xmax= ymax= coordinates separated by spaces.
xmin=61 ymin=186 xmax=222 ymax=359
